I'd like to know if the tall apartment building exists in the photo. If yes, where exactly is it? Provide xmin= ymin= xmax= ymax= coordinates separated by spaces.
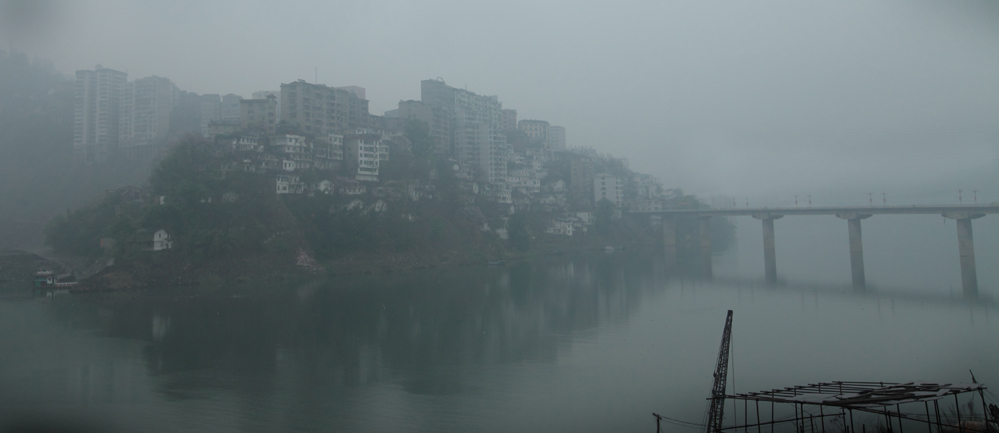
xmin=501 ymin=109 xmax=517 ymax=131
xmin=518 ymin=119 xmax=550 ymax=146
xmin=119 ymin=76 xmax=179 ymax=158
xmin=397 ymin=100 xmax=433 ymax=125
xmin=280 ymin=80 xmax=369 ymax=141
xmin=420 ymin=79 xmax=508 ymax=183
xmin=73 ymin=65 xmax=128 ymax=163
xmin=593 ymin=173 xmax=623 ymax=207
xmin=240 ymin=94 xmax=278 ymax=133
xmin=251 ymin=90 xmax=280 ymax=118
xmin=548 ymin=125 xmax=566 ymax=151
xmin=221 ymin=94 xmax=242 ymax=122
xmin=344 ymin=133 xmax=386 ymax=182
xmin=200 ymin=94 xmax=222 ymax=137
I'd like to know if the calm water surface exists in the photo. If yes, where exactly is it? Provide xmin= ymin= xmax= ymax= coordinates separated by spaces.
xmin=1 ymin=250 xmax=996 ymax=432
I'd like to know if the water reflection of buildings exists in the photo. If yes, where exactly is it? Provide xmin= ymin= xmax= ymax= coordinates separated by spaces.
xmin=127 ymin=254 xmax=663 ymax=395
xmin=4 ymin=254 xmax=667 ymax=430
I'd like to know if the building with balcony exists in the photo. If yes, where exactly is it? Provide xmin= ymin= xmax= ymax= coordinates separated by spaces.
xmin=593 ymin=173 xmax=624 ymax=207
xmin=240 ymin=94 xmax=278 ymax=133
xmin=345 ymin=134 xmax=383 ymax=182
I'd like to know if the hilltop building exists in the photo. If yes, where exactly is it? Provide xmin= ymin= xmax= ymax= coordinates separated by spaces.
xmin=221 ymin=94 xmax=242 ymax=122
xmin=119 ymin=76 xmax=179 ymax=159
xmin=420 ymin=79 xmax=509 ymax=184
xmin=251 ymin=90 xmax=281 ymax=118
xmin=280 ymin=80 xmax=369 ymax=140
xmin=548 ymin=125 xmax=566 ymax=151
xmin=501 ymin=109 xmax=517 ymax=131
xmin=240 ymin=94 xmax=278 ymax=134
xmin=344 ymin=133 xmax=387 ymax=182
xmin=594 ymin=173 xmax=623 ymax=207
xmin=518 ymin=119 xmax=550 ymax=146
xmin=73 ymin=65 xmax=128 ymax=163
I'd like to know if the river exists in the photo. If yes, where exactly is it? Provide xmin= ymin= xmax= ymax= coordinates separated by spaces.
xmin=1 ymin=245 xmax=996 ymax=432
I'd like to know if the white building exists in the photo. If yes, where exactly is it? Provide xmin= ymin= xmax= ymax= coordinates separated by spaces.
xmin=545 ymin=218 xmax=574 ymax=236
xmin=73 ymin=65 xmax=128 ymax=163
xmin=547 ymin=126 xmax=566 ymax=151
xmin=345 ymin=134 xmax=383 ymax=182
xmin=152 ymin=229 xmax=173 ymax=251
xmin=270 ymin=134 xmax=312 ymax=170
xmin=119 ymin=76 xmax=179 ymax=157
xmin=232 ymin=137 xmax=261 ymax=152
xmin=593 ymin=173 xmax=623 ymax=207
xmin=518 ymin=119 xmax=550 ymax=145
xmin=276 ymin=174 xmax=303 ymax=194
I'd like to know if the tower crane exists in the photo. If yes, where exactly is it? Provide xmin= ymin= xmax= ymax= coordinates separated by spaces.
xmin=705 ymin=310 xmax=734 ymax=433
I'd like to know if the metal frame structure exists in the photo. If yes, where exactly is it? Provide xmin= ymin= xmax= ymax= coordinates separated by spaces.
xmin=720 ymin=382 xmax=994 ymax=433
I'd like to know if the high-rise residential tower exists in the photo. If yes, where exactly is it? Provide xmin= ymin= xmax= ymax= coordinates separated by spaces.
xmin=548 ymin=125 xmax=566 ymax=151
xmin=420 ymin=79 xmax=508 ymax=183
xmin=280 ymin=80 xmax=369 ymax=140
xmin=119 ymin=76 xmax=179 ymax=158
xmin=73 ymin=65 xmax=128 ymax=163
xmin=518 ymin=119 xmax=550 ymax=146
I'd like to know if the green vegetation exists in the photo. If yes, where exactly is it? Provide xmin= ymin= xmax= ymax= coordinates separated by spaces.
xmin=42 ymin=131 xmax=735 ymax=286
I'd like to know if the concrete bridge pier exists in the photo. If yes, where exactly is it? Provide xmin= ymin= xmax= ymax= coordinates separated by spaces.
xmin=942 ymin=211 xmax=986 ymax=297
xmin=662 ymin=216 xmax=677 ymax=270
xmin=699 ymin=216 xmax=712 ymax=277
xmin=752 ymin=213 xmax=783 ymax=283
xmin=835 ymin=213 xmax=872 ymax=288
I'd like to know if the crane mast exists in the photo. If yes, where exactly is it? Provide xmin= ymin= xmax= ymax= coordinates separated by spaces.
xmin=705 ymin=310 xmax=734 ymax=433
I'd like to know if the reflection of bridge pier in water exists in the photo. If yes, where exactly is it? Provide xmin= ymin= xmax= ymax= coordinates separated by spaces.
xmin=642 ymin=205 xmax=999 ymax=298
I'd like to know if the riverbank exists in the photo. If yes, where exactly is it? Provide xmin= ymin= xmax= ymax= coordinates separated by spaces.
xmin=43 ymin=231 xmax=661 ymax=296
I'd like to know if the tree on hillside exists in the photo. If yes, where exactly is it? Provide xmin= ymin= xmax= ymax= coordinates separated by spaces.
xmin=405 ymin=120 xmax=433 ymax=160
xmin=508 ymin=212 xmax=532 ymax=252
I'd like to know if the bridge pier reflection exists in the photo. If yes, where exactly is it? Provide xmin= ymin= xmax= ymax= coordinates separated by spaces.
xmin=699 ymin=216 xmax=712 ymax=278
xmin=662 ymin=216 xmax=676 ymax=271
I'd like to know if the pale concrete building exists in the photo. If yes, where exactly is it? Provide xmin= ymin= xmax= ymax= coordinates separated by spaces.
xmin=398 ymin=100 xmax=434 ymax=126
xmin=314 ymin=134 xmax=344 ymax=170
xmin=270 ymin=134 xmax=313 ymax=170
xmin=200 ymin=94 xmax=222 ymax=137
xmin=501 ymin=109 xmax=517 ymax=131
xmin=421 ymin=79 xmax=509 ymax=183
xmin=548 ymin=125 xmax=566 ymax=151
xmin=152 ymin=229 xmax=173 ymax=251
xmin=344 ymin=133 xmax=383 ymax=182
xmin=119 ymin=76 xmax=179 ymax=158
xmin=594 ymin=173 xmax=624 ymax=207
xmin=518 ymin=119 xmax=550 ymax=145
xmin=280 ymin=80 xmax=369 ymax=140
xmin=221 ymin=94 xmax=242 ymax=122
xmin=240 ymin=94 xmax=278 ymax=133
xmin=251 ymin=90 xmax=280 ymax=118
xmin=73 ymin=65 xmax=128 ymax=162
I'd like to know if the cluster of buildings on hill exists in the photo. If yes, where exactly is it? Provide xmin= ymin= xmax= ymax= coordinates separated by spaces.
xmin=72 ymin=66 xmax=680 ymax=235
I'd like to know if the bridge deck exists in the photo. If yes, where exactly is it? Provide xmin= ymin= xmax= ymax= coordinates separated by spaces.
xmin=631 ymin=204 xmax=999 ymax=217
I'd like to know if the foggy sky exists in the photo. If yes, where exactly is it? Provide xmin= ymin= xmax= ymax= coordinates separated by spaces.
xmin=3 ymin=0 xmax=998 ymax=204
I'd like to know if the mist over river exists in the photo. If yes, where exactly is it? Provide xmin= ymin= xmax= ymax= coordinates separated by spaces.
xmin=1 ymin=235 xmax=996 ymax=432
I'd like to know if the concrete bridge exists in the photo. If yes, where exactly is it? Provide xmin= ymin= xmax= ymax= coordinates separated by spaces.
xmin=631 ymin=205 xmax=999 ymax=296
